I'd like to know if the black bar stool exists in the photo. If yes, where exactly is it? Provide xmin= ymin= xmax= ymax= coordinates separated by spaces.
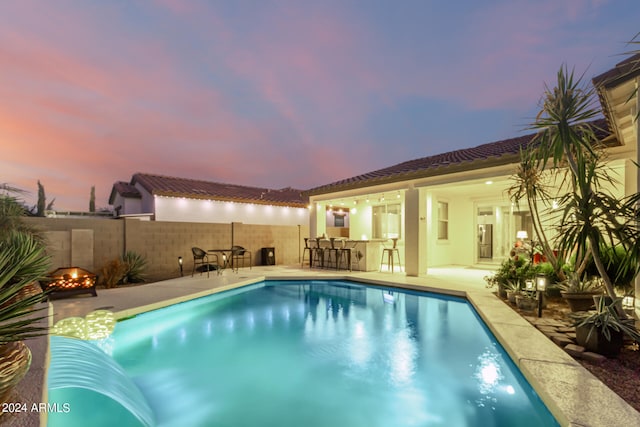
xmin=301 ymin=238 xmax=312 ymax=268
xmin=336 ymin=239 xmax=352 ymax=271
xmin=324 ymin=237 xmax=340 ymax=269
xmin=380 ymin=238 xmax=402 ymax=273
xmin=311 ymin=237 xmax=324 ymax=268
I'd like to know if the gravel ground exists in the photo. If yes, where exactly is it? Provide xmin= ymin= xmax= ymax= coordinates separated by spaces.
xmin=578 ymin=342 xmax=640 ymax=412
xmin=510 ymin=296 xmax=640 ymax=413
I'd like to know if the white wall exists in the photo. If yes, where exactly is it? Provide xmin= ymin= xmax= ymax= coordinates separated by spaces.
xmin=153 ymin=196 xmax=308 ymax=226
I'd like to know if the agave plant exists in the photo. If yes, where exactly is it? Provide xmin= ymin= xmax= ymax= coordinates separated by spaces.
xmin=0 ymin=231 xmax=51 ymax=344
xmin=122 ymin=251 xmax=147 ymax=284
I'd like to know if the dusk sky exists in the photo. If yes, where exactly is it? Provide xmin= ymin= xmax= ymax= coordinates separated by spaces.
xmin=2 ymin=1 xmax=639 ymax=211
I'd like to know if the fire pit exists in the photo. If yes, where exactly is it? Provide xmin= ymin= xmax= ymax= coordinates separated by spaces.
xmin=41 ymin=267 xmax=98 ymax=299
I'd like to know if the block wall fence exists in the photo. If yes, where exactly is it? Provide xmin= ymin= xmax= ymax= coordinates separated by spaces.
xmin=24 ymin=217 xmax=309 ymax=281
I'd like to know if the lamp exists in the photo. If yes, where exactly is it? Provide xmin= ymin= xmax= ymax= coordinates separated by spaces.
xmin=178 ymin=256 xmax=183 ymax=276
xmin=535 ymin=274 xmax=548 ymax=317
xmin=516 ymin=230 xmax=528 ymax=240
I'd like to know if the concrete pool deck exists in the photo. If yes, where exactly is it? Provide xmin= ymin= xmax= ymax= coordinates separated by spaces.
xmin=12 ymin=265 xmax=640 ymax=426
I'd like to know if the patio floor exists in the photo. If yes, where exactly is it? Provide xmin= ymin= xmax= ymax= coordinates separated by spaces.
xmin=6 ymin=265 xmax=640 ymax=426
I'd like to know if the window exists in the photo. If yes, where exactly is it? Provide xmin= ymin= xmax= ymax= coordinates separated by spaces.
xmin=438 ymin=201 xmax=448 ymax=240
xmin=372 ymin=204 xmax=401 ymax=239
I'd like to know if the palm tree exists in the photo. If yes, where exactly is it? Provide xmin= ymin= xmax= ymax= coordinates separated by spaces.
xmin=527 ymin=66 xmax=640 ymax=314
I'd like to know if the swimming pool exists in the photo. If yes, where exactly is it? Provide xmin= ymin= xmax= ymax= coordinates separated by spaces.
xmin=48 ymin=280 xmax=558 ymax=426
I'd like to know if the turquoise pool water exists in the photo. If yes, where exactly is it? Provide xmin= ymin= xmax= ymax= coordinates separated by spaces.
xmin=48 ymin=280 xmax=558 ymax=426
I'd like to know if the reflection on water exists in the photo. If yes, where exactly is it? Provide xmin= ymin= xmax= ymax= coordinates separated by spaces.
xmin=49 ymin=280 xmax=558 ymax=427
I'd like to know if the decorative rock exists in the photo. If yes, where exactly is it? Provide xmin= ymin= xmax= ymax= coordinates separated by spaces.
xmin=537 ymin=326 xmax=559 ymax=334
xmin=557 ymin=327 xmax=575 ymax=333
xmin=552 ymin=336 xmax=574 ymax=347
xmin=564 ymin=343 xmax=586 ymax=357
xmin=581 ymin=352 xmax=608 ymax=364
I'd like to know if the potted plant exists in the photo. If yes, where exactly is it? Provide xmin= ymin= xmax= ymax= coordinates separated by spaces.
xmin=558 ymin=272 xmax=603 ymax=312
xmin=515 ymin=291 xmax=538 ymax=311
xmin=571 ymin=297 xmax=640 ymax=357
xmin=0 ymin=187 xmax=51 ymax=405
xmin=484 ymin=257 xmax=532 ymax=300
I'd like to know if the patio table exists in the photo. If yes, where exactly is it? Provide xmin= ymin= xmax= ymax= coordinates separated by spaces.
xmin=207 ymin=249 xmax=234 ymax=272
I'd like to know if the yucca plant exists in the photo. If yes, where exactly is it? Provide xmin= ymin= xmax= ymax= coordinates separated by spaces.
xmin=122 ymin=251 xmax=147 ymax=284
xmin=0 ymin=231 xmax=51 ymax=343
xmin=526 ymin=66 xmax=640 ymax=315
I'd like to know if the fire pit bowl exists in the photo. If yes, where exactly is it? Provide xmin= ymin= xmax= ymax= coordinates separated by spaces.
xmin=41 ymin=267 xmax=98 ymax=299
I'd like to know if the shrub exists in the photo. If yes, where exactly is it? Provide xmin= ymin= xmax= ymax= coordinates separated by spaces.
xmin=99 ymin=259 xmax=127 ymax=289
xmin=122 ymin=251 xmax=147 ymax=284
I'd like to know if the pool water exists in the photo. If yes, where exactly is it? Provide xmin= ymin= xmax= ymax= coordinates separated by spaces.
xmin=48 ymin=280 xmax=558 ymax=426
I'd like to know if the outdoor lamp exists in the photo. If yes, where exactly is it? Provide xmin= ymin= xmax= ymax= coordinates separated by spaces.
xmin=525 ymin=279 xmax=534 ymax=290
xmin=516 ymin=230 xmax=528 ymax=240
xmin=536 ymin=274 xmax=548 ymax=318
xmin=178 ymin=256 xmax=183 ymax=276
xmin=622 ymin=296 xmax=635 ymax=310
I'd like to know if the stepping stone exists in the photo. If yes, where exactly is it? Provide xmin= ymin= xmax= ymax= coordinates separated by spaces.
xmin=564 ymin=343 xmax=585 ymax=357
xmin=581 ymin=352 xmax=607 ymax=364
xmin=552 ymin=335 xmax=574 ymax=347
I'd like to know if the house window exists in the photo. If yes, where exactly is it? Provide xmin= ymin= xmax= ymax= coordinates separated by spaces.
xmin=372 ymin=204 xmax=401 ymax=239
xmin=438 ymin=201 xmax=449 ymax=240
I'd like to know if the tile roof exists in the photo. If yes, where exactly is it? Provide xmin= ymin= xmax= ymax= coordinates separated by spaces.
xmin=108 ymin=181 xmax=141 ymax=204
xmin=592 ymin=53 xmax=640 ymax=88
xmin=306 ymin=119 xmax=612 ymax=196
xmin=129 ymin=173 xmax=308 ymax=208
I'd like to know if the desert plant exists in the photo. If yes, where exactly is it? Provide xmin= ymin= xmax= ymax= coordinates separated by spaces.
xmin=0 ymin=232 xmax=51 ymax=343
xmin=122 ymin=251 xmax=147 ymax=284
xmin=558 ymin=271 xmax=602 ymax=294
xmin=525 ymin=65 xmax=640 ymax=314
xmin=572 ymin=297 xmax=640 ymax=344
xmin=99 ymin=259 xmax=127 ymax=289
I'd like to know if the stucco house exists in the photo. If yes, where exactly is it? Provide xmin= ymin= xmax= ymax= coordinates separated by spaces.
xmin=109 ymin=173 xmax=308 ymax=226
xmin=305 ymin=54 xmax=639 ymax=283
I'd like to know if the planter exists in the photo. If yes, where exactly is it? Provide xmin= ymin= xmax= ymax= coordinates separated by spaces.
xmin=516 ymin=294 xmax=537 ymax=311
xmin=0 ymin=341 xmax=32 ymax=405
xmin=561 ymin=291 xmax=600 ymax=312
xmin=575 ymin=323 xmax=624 ymax=357
xmin=506 ymin=290 xmax=518 ymax=305
xmin=497 ymin=283 xmax=508 ymax=299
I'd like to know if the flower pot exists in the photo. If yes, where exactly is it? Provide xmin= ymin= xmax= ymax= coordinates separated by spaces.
xmin=561 ymin=291 xmax=600 ymax=312
xmin=497 ymin=283 xmax=508 ymax=299
xmin=516 ymin=294 xmax=537 ymax=311
xmin=506 ymin=290 xmax=518 ymax=304
xmin=0 ymin=341 xmax=32 ymax=406
xmin=575 ymin=323 xmax=624 ymax=357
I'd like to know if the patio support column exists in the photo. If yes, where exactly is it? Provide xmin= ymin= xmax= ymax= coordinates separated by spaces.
xmin=309 ymin=201 xmax=326 ymax=238
xmin=635 ymin=77 xmax=640 ymax=317
xmin=404 ymin=187 xmax=426 ymax=276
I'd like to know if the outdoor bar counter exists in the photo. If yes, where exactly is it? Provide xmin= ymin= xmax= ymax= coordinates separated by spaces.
xmin=346 ymin=239 xmax=386 ymax=271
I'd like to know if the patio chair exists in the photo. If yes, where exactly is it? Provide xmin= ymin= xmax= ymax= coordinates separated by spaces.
xmin=191 ymin=247 xmax=217 ymax=278
xmin=230 ymin=245 xmax=252 ymax=272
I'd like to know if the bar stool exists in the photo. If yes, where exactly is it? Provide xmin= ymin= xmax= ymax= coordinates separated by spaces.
xmin=336 ymin=239 xmax=352 ymax=271
xmin=301 ymin=238 xmax=312 ymax=268
xmin=380 ymin=238 xmax=402 ymax=273
xmin=324 ymin=237 xmax=340 ymax=269
xmin=311 ymin=237 xmax=324 ymax=268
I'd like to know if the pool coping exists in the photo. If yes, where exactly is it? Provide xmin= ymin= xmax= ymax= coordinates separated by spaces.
xmin=48 ymin=271 xmax=640 ymax=427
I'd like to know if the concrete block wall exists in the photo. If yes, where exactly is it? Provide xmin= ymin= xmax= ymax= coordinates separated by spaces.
xmin=23 ymin=217 xmax=309 ymax=282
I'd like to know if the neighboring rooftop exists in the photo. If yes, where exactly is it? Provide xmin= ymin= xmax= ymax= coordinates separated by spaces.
xmin=115 ymin=173 xmax=308 ymax=208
